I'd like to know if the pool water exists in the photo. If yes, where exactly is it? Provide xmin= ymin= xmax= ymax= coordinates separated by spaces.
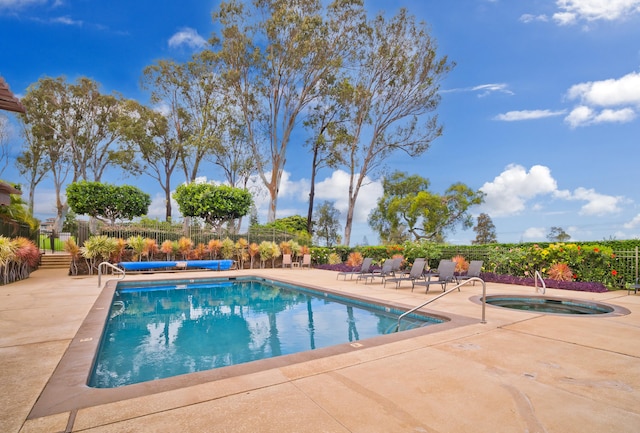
xmin=89 ymin=277 xmax=441 ymax=388
xmin=485 ymin=296 xmax=614 ymax=315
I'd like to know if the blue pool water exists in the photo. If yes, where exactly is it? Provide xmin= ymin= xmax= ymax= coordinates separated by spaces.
xmin=89 ymin=277 xmax=442 ymax=388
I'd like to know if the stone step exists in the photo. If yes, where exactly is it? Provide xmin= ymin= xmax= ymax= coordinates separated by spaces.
xmin=40 ymin=254 xmax=73 ymax=269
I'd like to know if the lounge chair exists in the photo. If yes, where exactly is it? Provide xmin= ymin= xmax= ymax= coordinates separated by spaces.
xmin=300 ymin=254 xmax=311 ymax=269
xmin=337 ymin=257 xmax=374 ymax=280
xmin=455 ymin=260 xmax=483 ymax=285
xmin=357 ymin=258 xmax=394 ymax=284
xmin=282 ymin=254 xmax=293 ymax=268
xmin=412 ymin=260 xmax=456 ymax=293
xmin=384 ymin=258 xmax=426 ymax=289
xmin=629 ymin=277 xmax=640 ymax=295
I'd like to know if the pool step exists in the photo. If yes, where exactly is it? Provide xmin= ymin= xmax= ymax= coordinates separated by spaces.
xmin=39 ymin=253 xmax=72 ymax=269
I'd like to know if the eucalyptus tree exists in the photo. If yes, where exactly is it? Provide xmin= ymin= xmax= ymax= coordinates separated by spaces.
xmin=211 ymin=0 xmax=365 ymax=222
xmin=118 ymin=100 xmax=181 ymax=221
xmin=16 ymin=118 xmax=49 ymax=214
xmin=142 ymin=52 xmax=229 ymax=185
xmin=330 ymin=8 xmax=454 ymax=245
xmin=19 ymin=78 xmax=71 ymax=231
xmin=0 ymin=114 xmax=10 ymax=177
xmin=18 ymin=76 xmax=130 ymax=231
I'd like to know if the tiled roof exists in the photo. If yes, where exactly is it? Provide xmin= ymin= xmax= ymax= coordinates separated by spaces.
xmin=0 ymin=77 xmax=26 ymax=114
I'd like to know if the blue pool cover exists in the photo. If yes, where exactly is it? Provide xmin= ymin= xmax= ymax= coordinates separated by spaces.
xmin=118 ymin=260 xmax=234 ymax=271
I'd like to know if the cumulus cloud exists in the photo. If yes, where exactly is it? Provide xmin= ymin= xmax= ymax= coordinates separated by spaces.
xmin=168 ymin=27 xmax=207 ymax=49
xmin=480 ymin=164 xmax=558 ymax=216
xmin=481 ymin=164 xmax=625 ymax=218
xmin=314 ymin=170 xmax=383 ymax=223
xmin=564 ymin=71 xmax=640 ymax=127
xmin=494 ymin=109 xmax=566 ymax=121
xmin=553 ymin=0 xmax=640 ymax=25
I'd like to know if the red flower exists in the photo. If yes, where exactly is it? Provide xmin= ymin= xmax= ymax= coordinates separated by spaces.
xmin=611 ymin=270 xmax=618 ymax=276
xmin=594 ymin=248 xmax=600 ymax=253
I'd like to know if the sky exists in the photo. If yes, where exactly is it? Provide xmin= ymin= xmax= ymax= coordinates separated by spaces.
xmin=1 ymin=0 xmax=639 ymax=245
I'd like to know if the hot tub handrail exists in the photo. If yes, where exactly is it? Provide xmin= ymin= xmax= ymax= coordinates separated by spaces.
xmin=98 ymin=261 xmax=125 ymax=287
xmin=396 ymin=277 xmax=487 ymax=331
xmin=534 ymin=270 xmax=546 ymax=294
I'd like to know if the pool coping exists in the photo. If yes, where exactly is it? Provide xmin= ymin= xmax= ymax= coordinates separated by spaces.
xmin=29 ymin=274 xmax=477 ymax=419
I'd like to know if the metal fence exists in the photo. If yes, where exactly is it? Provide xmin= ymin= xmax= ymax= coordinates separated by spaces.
xmin=87 ymin=221 xmax=298 ymax=247
xmin=0 ymin=220 xmax=39 ymax=244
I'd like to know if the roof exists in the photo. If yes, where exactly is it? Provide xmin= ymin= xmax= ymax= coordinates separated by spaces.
xmin=0 ymin=77 xmax=26 ymax=114
xmin=0 ymin=181 xmax=21 ymax=206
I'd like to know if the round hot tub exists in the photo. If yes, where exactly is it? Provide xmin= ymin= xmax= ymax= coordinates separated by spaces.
xmin=483 ymin=295 xmax=618 ymax=315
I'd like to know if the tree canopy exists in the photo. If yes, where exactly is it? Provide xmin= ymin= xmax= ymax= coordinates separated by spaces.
xmin=472 ymin=213 xmax=498 ymax=244
xmin=173 ymin=182 xmax=252 ymax=230
xmin=368 ymin=171 xmax=484 ymax=243
xmin=66 ymin=181 xmax=151 ymax=225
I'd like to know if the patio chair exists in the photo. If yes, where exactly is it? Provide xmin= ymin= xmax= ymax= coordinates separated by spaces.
xmin=629 ymin=277 xmax=640 ymax=295
xmin=412 ymin=260 xmax=456 ymax=293
xmin=357 ymin=258 xmax=394 ymax=284
xmin=384 ymin=258 xmax=426 ymax=289
xmin=282 ymin=254 xmax=293 ymax=269
xmin=300 ymin=254 xmax=311 ymax=269
xmin=337 ymin=257 xmax=374 ymax=280
xmin=455 ymin=260 xmax=483 ymax=285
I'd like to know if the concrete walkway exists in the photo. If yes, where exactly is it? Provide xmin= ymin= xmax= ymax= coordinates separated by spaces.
xmin=1 ymin=267 xmax=639 ymax=432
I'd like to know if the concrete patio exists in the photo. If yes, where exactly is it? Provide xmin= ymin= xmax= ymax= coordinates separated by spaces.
xmin=1 ymin=266 xmax=639 ymax=432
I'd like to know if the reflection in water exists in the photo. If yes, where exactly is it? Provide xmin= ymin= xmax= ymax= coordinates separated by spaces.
xmin=90 ymin=280 xmax=434 ymax=388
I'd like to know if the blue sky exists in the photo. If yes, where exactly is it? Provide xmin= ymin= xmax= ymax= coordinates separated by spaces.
xmin=1 ymin=0 xmax=639 ymax=245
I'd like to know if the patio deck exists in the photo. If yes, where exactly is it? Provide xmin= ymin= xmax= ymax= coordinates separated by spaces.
xmin=1 ymin=266 xmax=639 ymax=432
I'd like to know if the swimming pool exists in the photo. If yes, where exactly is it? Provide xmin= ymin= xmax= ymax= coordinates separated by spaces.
xmin=89 ymin=276 xmax=443 ymax=388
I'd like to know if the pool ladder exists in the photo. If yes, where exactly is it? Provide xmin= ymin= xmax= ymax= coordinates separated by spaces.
xmin=396 ymin=277 xmax=487 ymax=331
xmin=98 ymin=261 xmax=126 ymax=287
xmin=534 ymin=270 xmax=546 ymax=294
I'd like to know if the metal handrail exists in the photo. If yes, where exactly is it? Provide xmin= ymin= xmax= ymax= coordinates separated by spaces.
xmin=98 ymin=261 xmax=125 ymax=287
xmin=396 ymin=277 xmax=487 ymax=331
xmin=534 ymin=270 xmax=546 ymax=294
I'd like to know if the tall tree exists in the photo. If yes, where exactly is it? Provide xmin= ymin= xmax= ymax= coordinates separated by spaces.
xmin=0 ymin=114 xmax=11 ymax=177
xmin=331 ymin=8 xmax=454 ymax=245
xmin=118 ymin=100 xmax=181 ymax=221
xmin=211 ymin=0 xmax=364 ymax=222
xmin=472 ymin=213 xmax=497 ymax=244
xmin=314 ymin=201 xmax=342 ymax=247
xmin=16 ymin=118 xmax=49 ymax=214
xmin=368 ymin=171 xmax=483 ymax=243
xmin=19 ymin=77 xmax=72 ymax=231
xmin=18 ymin=76 xmax=129 ymax=230
xmin=142 ymin=54 xmax=229 ymax=185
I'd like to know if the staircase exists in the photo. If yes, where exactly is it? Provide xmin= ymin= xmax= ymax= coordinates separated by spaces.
xmin=39 ymin=253 xmax=72 ymax=270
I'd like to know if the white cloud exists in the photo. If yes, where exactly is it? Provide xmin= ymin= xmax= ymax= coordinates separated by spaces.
xmin=51 ymin=16 xmax=82 ymax=26
xmin=567 ymin=187 xmax=625 ymax=215
xmin=480 ymin=164 xmax=626 ymax=219
xmin=314 ymin=170 xmax=383 ymax=223
xmin=522 ymin=227 xmax=547 ymax=239
xmin=623 ymin=213 xmax=640 ymax=229
xmin=519 ymin=14 xmax=549 ymax=23
xmin=494 ymin=109 xmax=566 ymax=121
xmin=168 ymin=27 xmax=207 ymax=49
xmin=480 ymin=164 xmax=558 ymax=217
xmin=0 ymin=0 xmax=47 ymax=10
xmin=566 ymin=71 xmax=640 ymax=107
xmin=563 ymin=71 xmax=640 ymax=126
xmin=443 ymin=83 xmax=513 ymax=97
xmin=553 ymin=0 xmax=640 ymax=24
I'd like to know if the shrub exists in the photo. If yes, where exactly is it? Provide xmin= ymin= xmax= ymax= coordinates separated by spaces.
xmin=547 ymin=263 xmax=573 ymax=281
xmin=346 ymin=251 xmax=364 ymax=267
xmin=452 ymin=255 xmax=469 ymax=273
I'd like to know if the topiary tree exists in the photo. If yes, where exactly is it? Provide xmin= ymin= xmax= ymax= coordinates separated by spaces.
xmin=173 ymin=182 xmax=252 ymax=231
xmin=67 ymin=181 xmax=151 ymax=225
